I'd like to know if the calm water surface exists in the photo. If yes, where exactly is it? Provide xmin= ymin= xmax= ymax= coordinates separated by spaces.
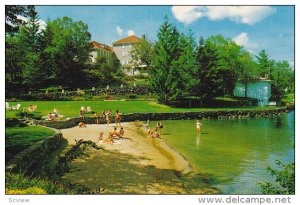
xmin=160 ymin=111 xmax=294 ymax=194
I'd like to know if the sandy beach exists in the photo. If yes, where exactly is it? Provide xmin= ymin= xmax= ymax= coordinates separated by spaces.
xmin=60 ymin=122 xmax=219 ymax=194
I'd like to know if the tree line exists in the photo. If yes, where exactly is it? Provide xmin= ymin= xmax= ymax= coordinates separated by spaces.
xmin=5 ymin=6 xmax=122 ymax=91
xmin=131 ymin=18 xmax=294 ymax=104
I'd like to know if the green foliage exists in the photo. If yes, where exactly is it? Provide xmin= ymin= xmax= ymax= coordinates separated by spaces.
xmin=5 ymin=126 xmax=55 ymax=162
xmin=270 ymin=61 xmax=294 ymax=102
xmin=84 ymin=54 xmax=124 ymax=87
xmin=150 ymin=18 xmax=189 ymax=104
xmin=260 ymin=161 xmax=295 ymax=194
xmin=42 ymin=16 xmax=92 ymax=87
xmin=16 ymin=111 xmax=43 ymax=120
xmin=5 ymin=118 xmax=28 ymax=128
xmin=6 ymin=172 xmax=77 ymax=194
xmin=256 ymin=50 xmax=273 ymax=78
xmin=130 ymin=35 xmax=154 ymax=70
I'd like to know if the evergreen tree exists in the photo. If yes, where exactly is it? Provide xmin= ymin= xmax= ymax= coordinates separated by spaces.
xmin=256 ymin=50 xmax=274 ymax=78
xmin=195 ymin=37 xmax=223 ymax=104
xmin=17 ymin=6 xmax=45 ymax=88
xmin=150 ymin=18 xmax=183 ymax=104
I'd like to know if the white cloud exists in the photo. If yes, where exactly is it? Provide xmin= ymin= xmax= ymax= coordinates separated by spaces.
xmin=172 ymin=6 xmax=276 ymax=25
xmin=233 ymin=32 xmax=259 ymax=53
xmin=16 ymin=15 xmax=47 ymax=32
xmin=127 ymin=30 xmax=135 ymax=36
xmin=116 ymin=26 xmax=123 ymax=36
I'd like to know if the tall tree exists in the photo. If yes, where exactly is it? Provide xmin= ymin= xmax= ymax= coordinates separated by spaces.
xmin=18 ymin=6 xmax=44 ymax=88
xmin=271 ymin=60 xmax=293 ymax=102
xmin=150 ymin=18 xmax=183 ymax=104
xmin=256 ymin=50 xmax=274 ymax=78
xmin=195 ymin=37 xmax=224 ymax=104
xmin=42 ymin=16 xmax=92 ymax=87
xmin=236 ymin=51 xmax=258 ymax=97
xmin=175 ymin=31 xmax=198 ymax=96
xmin=5 ymin=5 xmax=33 ymax=34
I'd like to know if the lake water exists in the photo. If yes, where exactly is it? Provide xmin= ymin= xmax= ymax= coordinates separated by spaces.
xmin=159 ymin=111 xmax=295 ymax=194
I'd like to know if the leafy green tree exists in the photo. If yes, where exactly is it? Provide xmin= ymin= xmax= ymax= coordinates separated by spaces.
xmin=271 ymin=61 xmax=294 ymax=102
xmin=236 ymin=51 xmax=258 ymax=97
xmin=130 ymin=35 xmax=154 ymax=72
xmin=260 ymin=160 xmax=295 ymax=194
xmin=84 ymin=54 xmax=123 ymax=87
xmin=42 ymin=16 xmax=92 ymax=87
xmin=150 ymin=19 xmax=183 ymax=104
xmin=5 ymin=34 xmax=23 ymax=84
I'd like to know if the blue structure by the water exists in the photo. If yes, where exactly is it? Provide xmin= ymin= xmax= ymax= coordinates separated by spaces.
xmin=234 ymin=80 xmax=271 ymax=106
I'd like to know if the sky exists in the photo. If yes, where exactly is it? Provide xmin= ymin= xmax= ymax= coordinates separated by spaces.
xmin=35 ymin=5 xmax=295 ymax=67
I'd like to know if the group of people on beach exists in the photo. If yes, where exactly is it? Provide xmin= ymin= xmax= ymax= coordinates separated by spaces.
xmin=98 ymin=126 xmax=126 ymax=144
xmin=144 ymin=121 xmax=163 ymax=138
xmin=78 ymin=107 xmax=122 ymax=128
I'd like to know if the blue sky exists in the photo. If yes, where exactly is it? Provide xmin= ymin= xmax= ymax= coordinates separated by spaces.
xmin=36 ymin=6 xmax=294 ymax=67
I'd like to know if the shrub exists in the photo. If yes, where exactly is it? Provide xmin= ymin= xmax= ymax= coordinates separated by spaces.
xmin=16 ymin=112 xmax=43 ymax=120
xmin=5 ymin=172 xmax=76 ymax=194
xmin=6 ymin=187 xmax=47 ymax=194
xmin=128 ymin=94 xmax=138 ymax=99
xmin=5 ymin=118 xmax=28 ymax=128
xmin=71 ymin=97 xmax=85 ymax=101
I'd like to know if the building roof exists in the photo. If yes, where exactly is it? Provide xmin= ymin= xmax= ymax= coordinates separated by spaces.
xmin=90 ymin=41 xmax=113 ymax=52
xmin=112 ymin=35 xmax=141 ymax=45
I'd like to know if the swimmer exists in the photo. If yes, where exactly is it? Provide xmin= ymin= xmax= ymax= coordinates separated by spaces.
xmin=196 ymin=120 xmax=203 ymax=133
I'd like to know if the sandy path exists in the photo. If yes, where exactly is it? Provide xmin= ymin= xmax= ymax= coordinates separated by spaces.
xmin=60 ymin=123 xmax=218 ymax=194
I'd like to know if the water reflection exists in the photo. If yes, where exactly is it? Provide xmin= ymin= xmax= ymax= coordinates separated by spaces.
xmin=195 ymin=135 xmax=201 ymax=147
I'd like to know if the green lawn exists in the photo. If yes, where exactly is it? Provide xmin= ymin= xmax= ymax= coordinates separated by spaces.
xmin=281 ymin=93 xmax=295 ymax=104
xmin=6 ymin=100 xmax=283 ymax=119
xmin=6 ymin=126 xmax=55 ymax=162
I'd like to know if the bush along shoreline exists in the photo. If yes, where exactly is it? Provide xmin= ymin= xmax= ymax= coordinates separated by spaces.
xmin=32 ymin=107 xmax=291 ymax=129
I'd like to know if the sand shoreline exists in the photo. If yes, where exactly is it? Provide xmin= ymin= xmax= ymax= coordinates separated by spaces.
xmin=60 ymin=122 xmax=219 ymax=194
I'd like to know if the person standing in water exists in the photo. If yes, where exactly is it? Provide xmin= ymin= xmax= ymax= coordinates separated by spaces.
xmin=196 ymin=120 xmax=203 ymax=133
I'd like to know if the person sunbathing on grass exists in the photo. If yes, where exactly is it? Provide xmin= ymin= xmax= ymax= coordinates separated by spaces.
xmin=78 ymin=122 xmax=87 ymax=128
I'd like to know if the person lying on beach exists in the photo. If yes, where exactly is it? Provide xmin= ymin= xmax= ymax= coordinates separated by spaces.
xmin=102 ymin=135 xmax=114 ymax=144
xmin=78 ymin=122 xmax=87 ymax=128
